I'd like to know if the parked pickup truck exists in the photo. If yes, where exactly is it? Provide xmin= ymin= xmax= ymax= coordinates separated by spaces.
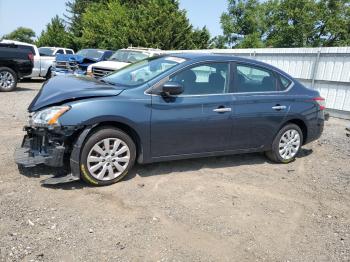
xmin=0 ymin=43 xmax=34 ymax=91
xmin=53 ymin=49 xmax=114 ymax=76
xmin=1 ymin=40 xmax=72 ymax=79
xmin=87 ymin=47 xmax=162 ymax=78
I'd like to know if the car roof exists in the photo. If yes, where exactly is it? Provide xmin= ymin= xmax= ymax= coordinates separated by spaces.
xmin=39 ymin=46 xmax=73 ymax=50
xmin=80 ymin=48 xmax=112 ymax=52
xmin=1 ymin=39 xmax=35 ymax=47
xmin=167 ymin=52 xmax=288 ymax=76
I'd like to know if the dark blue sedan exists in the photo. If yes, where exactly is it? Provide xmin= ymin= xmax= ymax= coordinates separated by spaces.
xmin=15 ymin=53 xmax=325 ymax=186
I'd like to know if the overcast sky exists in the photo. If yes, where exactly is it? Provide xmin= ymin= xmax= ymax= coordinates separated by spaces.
xmin=0 ymin=0 xmax=227 ymax=38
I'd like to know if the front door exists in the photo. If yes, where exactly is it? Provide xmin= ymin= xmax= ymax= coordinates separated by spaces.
xmin=150 ymin=62 xmax=234 ymax=158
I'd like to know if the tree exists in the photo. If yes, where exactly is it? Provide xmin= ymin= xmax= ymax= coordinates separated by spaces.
xmin=218 ymin=0 xmax=350 ymax=48
xmin=79 ymin=0 xmax=210 ymax=50
xmin=36 ymin=16 xmax=72 ymax=48
xmin=79 ymin=1 xmax=130 ymax=49
xmin=192 ymin=27 xmax=211 ymax=49
xmin=314 ymin=0 xmax=350 ymax=46
xmin=1 ymin=27 xmax=36 ymax=44
xmin=265 ymin=0 xmax=320 ymax=47
xmin=220 ymin=0 xmax=266 ymax=48
xmin=65 ymin=0 xmax=109 ymax=49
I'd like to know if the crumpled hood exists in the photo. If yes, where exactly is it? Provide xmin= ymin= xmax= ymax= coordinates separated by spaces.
xmin=28 ymin=75 xmax=124 ymax=112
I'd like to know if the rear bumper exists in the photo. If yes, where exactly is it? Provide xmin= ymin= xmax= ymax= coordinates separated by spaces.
xmin=305 ymin=117 xmax=324 ymax=144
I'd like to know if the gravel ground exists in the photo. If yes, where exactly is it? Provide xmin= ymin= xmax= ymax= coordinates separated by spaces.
xmin=0 ymin=80 xmax=349 ymax=262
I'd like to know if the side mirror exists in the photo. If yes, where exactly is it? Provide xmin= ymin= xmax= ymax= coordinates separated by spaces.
xmin=161 ymin=81 xmax=184 ymax=96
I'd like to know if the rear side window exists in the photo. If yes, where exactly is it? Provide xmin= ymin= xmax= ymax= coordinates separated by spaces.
xmin=66 ymin=49 xmax=74 ymax=54
xmin=18 ymin=45 xmax=36 ymax=55
xmin=279 ymin=75 xmax=292 ymax=90
xmin=235 ymin=64 xmax=277 ymax=93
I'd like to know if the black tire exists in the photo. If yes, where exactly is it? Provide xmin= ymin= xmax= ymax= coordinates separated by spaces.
xmin=265 ymin=123 xmax=303 ymax=163
xmin=80 ymin=127 xmax=136 ymax=186
xmin=0 ymin=67 xmax=17 ymax=92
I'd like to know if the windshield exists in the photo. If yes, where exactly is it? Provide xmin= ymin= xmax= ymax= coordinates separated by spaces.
xmin=102 ymin=56 xmax=186 ymax=86
xmin=76 ymin=49 xmax=106 ymax=59
xmin=38 ymin=47 xmax=55 ymax=56
xmin=109 ymin=50 xmax=149 ymax=63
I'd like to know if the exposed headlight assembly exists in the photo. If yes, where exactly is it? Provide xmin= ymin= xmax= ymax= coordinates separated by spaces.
xmin=30 ymin=106 xmax=70 ymax=128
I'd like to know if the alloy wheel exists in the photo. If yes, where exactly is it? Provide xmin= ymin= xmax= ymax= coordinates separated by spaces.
xmin=87 ymin=138 xmax=130 ymax=181
xmin=278 ymin=129 xmax=301 ymax=160
xmin=0 ymin=71 xmax=15 ymax=90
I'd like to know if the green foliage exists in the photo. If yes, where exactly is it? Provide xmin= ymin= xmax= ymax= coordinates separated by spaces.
xmin=36 ymin=16 xmax=72 ymax=48
xmin=1 ymin=27 xmax=36 ymax=44
xmin=80 ymin=1 xmax=130 ymax=49
xmin=192 ymin=27 xmax=211 ymax=49
xmin=65 ymin=0 xmax=109 ymax=49
xmin=219 ymin=0 xmax=350 ymax=48
xmin=79 ymin=0 xmax=211 ymax=50
xmin=209 ymin=36 xmax=228 ymax=49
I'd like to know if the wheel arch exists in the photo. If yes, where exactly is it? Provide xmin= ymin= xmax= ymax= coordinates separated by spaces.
xmin=283 ymin=118 xmax=308 ymax=144
xmin=87 ymin=121 xmax=143 ymax=163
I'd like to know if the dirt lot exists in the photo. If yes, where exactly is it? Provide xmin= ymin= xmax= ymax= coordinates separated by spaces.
xmin=0 ymin=80 xmax=349 ymax=262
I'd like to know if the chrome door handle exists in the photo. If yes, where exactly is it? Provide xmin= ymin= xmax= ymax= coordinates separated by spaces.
xmin=213 ymin=107 xmax=232 ymax=113
xmin=272 ymin=105 xmax=287 ymax=111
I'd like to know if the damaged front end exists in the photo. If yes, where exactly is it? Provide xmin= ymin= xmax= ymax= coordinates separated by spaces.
xmin=15 ymin=125 xmax=74 ymax=168
xmin=14 ymin=124 xmax=91 ymax=185
xmin=14 ymin=106 xmax=89 ymax=185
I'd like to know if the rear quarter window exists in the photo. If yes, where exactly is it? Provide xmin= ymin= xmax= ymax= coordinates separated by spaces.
xmin=279 ymin=75 xmax=292 ymax=90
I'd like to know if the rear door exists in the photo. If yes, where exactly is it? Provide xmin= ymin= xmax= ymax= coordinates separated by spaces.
xmin=231 ymin=62 xmax=293 ymax=150
xmin=151 ymin=62 xmax=234 ymax=157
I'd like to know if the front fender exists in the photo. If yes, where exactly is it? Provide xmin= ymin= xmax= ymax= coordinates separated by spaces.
xmin=59 ymin=94 xmax=152 ymax=162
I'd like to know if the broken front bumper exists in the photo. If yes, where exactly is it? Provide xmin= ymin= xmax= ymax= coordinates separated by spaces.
xmin=14 ymin=127 xmax=66 ymax=168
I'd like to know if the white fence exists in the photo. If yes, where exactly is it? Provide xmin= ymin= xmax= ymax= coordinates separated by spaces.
xmin=168 ymin=47 xmax=350 ymax=118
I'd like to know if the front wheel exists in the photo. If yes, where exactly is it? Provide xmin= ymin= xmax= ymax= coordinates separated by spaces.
xmin=265 ymin=124 xmax=303 ymax=163
xmin=80 ymin=128 xmax=136 ymax=186
xmin=0 ymin=67 xmax=17 ymax=92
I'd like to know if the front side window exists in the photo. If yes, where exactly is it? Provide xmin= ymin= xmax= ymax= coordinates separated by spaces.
xmin=235 ymin=64 xmax=277 ymax=93
xmin=170 ymin=63 xmax=229 ymax=95
xmin=56 ymin=49 xmax=64 ymax=54
xmin=102 ymin=56 xmax=185 ymax=87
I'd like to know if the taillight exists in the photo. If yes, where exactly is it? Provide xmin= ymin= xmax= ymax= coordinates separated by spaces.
xmin=313 ymin=97 xmax=326 ymax=110
xmin=28 ymin=52 xmax=34 ymax=64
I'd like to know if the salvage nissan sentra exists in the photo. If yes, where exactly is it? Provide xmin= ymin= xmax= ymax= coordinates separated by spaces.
xmin=15 ymin=53 xmax=325 ymax=186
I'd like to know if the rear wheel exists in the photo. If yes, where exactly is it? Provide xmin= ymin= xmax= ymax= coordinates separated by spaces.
xmin=0 ymin=67 xmax=17 ymax=92
xmin=266 ymin=123 xmax=303 ymax=163
xmin=80 ymin=128 xmax=136 ymax=186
